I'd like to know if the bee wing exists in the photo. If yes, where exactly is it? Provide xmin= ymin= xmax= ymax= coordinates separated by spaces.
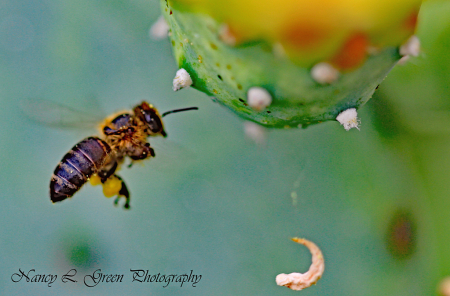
xmin=19 ymin=98 xmax=105 ymax=130
xmin=144 ymin=137 xmax=197 ymax=172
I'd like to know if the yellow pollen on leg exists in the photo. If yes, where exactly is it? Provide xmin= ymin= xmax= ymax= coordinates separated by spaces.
xmin=102 ymin=176 xmax=122 ymax=198
xmin=89 ymin=174 xmax=102 ymax=186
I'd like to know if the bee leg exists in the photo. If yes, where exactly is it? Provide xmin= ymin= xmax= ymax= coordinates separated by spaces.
xmin=98 ymin=160 xmax=118 ymax=182
xmin=148 ymin=145 xmax=155 ymax=157
xmin=129 ymin=143 xmax=155 ymax=161
xmin=101 ymin=174 xmax=130 ymax=209
xmin=112 ymin=175 xmax=130 ymax=209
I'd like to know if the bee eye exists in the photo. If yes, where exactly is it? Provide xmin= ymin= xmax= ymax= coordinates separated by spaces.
xmin=144 ymin=113 xmax=153 ymax=124
xmin=143 ymin=112 xmax=162 ymax=133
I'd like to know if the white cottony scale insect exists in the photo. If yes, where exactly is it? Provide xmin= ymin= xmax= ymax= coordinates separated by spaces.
xmin=399 ymin=35 xmax=420 ymax=57
xmin=311 ymin=62 xmax=339 ymax=84
xmin=150 ymin=16 xmax=169 ymax=40
xmin=336 ymin=108 xmax=360 ymax=131
xmin=247 ymin=87 xmax=272 ymax=111
xmin=398 ymin=35 xmax=420 ymax=65
xmin=173 ymin=68 xmax=193 ymax=91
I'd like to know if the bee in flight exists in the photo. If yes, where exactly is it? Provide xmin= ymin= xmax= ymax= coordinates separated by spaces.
xmin=49 ymin=101 xmax=198 ymax=209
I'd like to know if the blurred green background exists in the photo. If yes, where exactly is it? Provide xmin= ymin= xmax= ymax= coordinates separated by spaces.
xmin=0 ymin=0 xmax=449 ymax=295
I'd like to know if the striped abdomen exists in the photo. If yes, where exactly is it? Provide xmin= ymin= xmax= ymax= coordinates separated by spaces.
xmin=50 ymin=137 xmax=111 ymax=203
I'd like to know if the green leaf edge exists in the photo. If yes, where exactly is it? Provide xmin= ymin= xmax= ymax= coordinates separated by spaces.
xmin=162 ymin=0 xmax=402 ymax=128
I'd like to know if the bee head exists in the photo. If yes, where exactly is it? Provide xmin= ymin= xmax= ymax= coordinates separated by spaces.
xmin=134 ymin=102 xmax=167 ymax=137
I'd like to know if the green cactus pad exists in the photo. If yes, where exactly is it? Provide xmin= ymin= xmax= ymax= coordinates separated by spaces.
xmin=162 ymin=0 xmax=401 ymax=128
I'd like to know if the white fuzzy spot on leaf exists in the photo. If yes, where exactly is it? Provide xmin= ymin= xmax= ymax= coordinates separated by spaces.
xmin=149 ymin=16 xmax=169 ymax=40
xmin=173 ymin=68 xmax=193 ymax=91
xmin=399 ymin=35 xmax=420 ymax=57
xmin=247 ymin=87 xmax=272 ymax=111
xmin=336 ymin=108 xmax=360 ymax=131
xmin=311 ymin=62 xmax=339 ymax=84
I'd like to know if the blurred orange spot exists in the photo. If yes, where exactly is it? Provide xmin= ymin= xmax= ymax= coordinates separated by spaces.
xmin=282 ymin=23 xmax=329 ymax=49
xmin=219 ymin=23 xmax=240 ymax=46
xmin=404 ymin=10 xmax=418 ymax=31
xmin=386 ymin=210 xmax=416 ymax=259
xmin=331 ymin=33 xmax=369 ymax=70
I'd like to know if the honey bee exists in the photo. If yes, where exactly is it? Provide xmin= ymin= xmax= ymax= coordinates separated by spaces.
xmin=48 ymin=101 xmax=198 ymax=209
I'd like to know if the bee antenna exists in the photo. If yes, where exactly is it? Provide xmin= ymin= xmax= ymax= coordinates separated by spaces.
xmin=162 ymin=107 xmax=199 ymax=117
